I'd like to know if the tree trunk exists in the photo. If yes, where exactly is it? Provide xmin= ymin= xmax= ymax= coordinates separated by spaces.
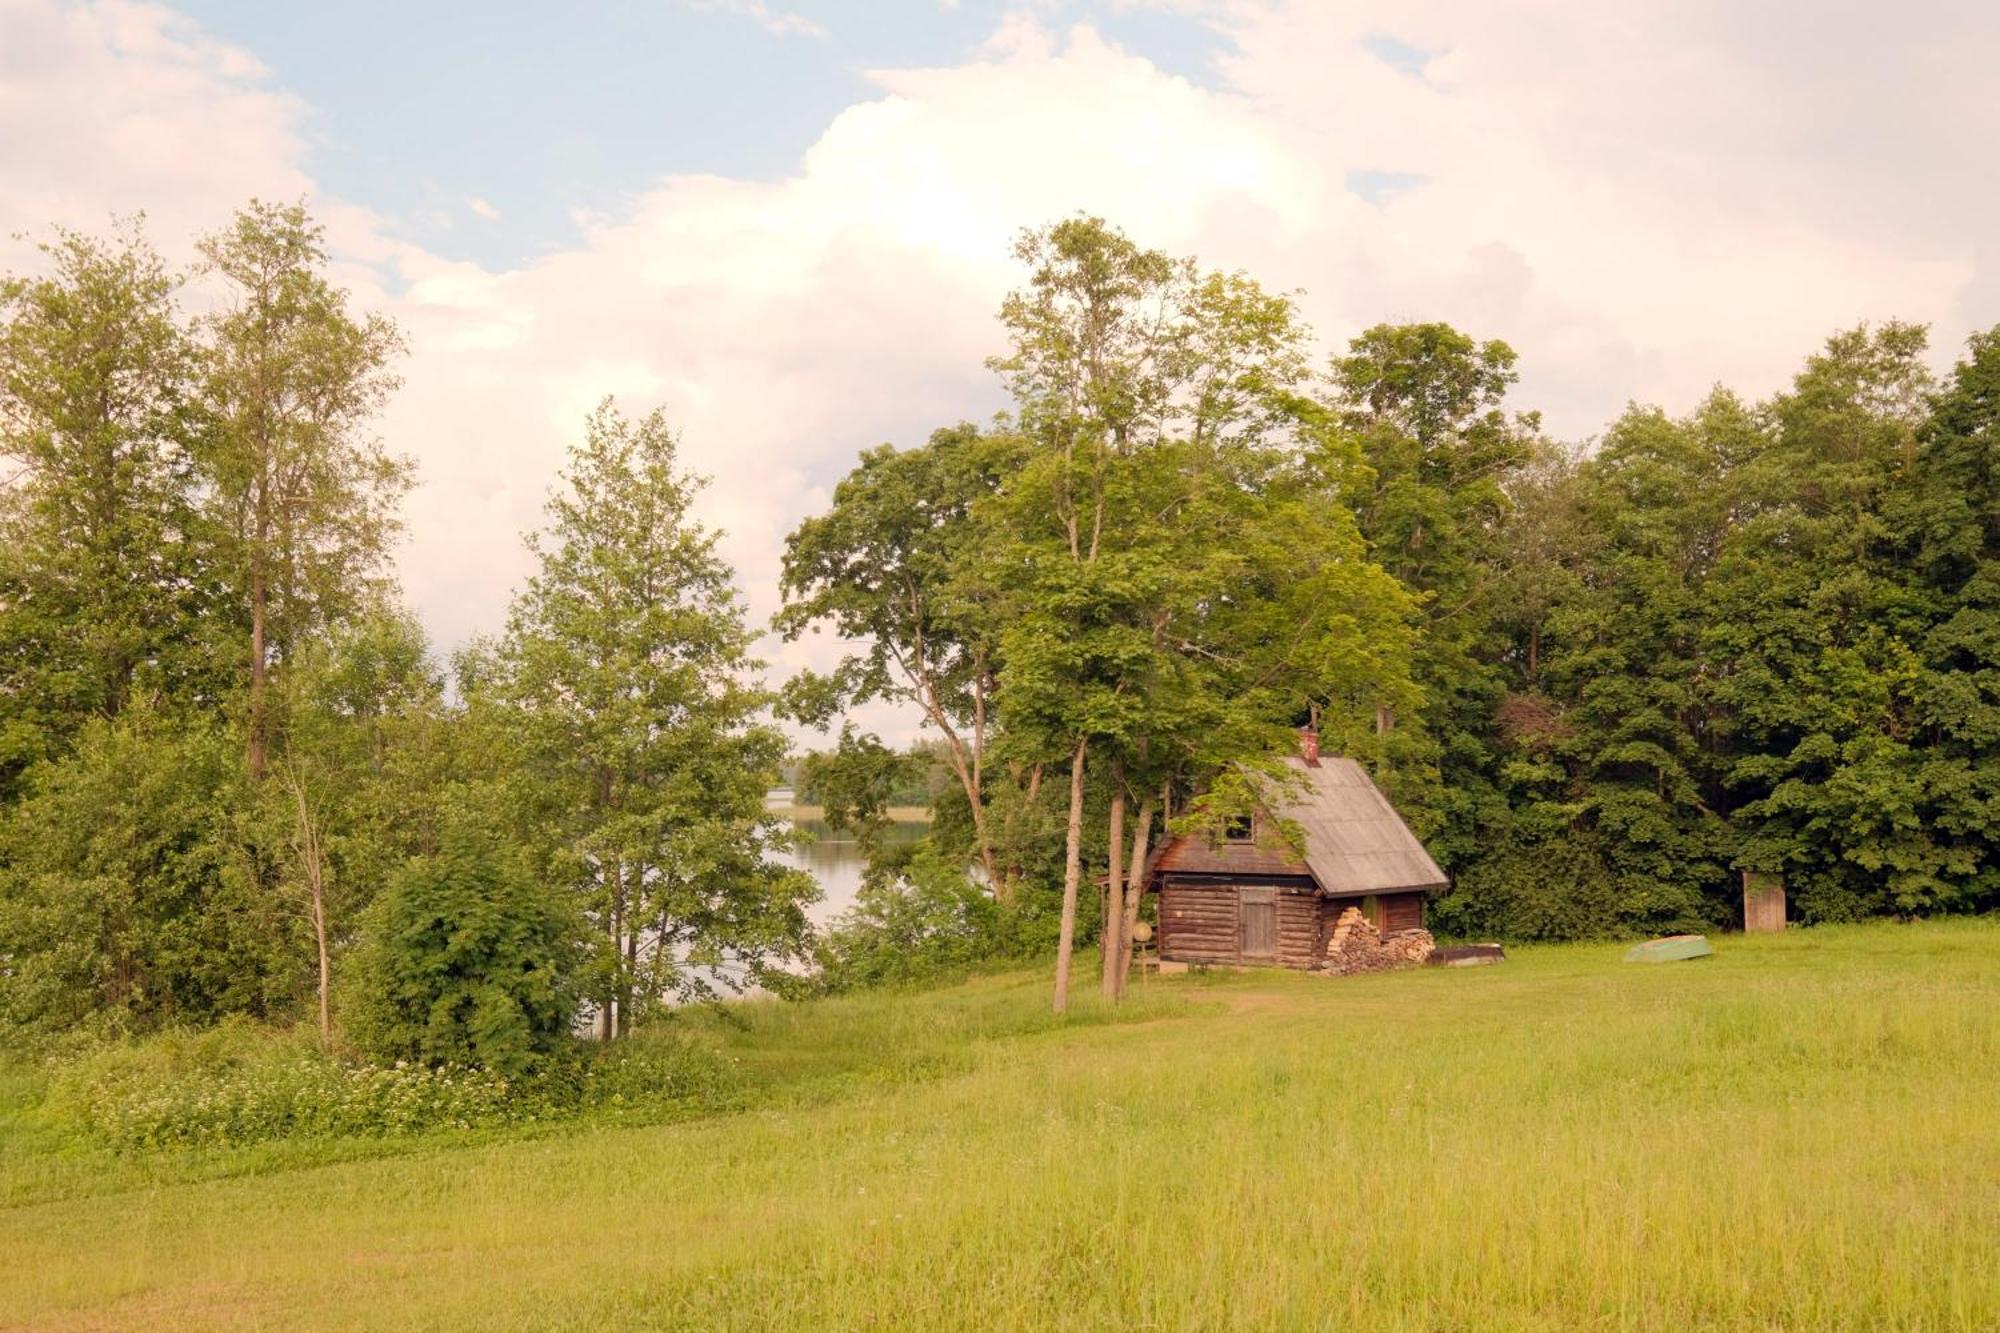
xmin=605 ymin=850 xmax=623 ymax=1041
xmin=247 ymin=551 xmax=269 ymax=781
xmin=287 ymin=770 xmax=331 ymax=1046
xmin=311 ymin=880 xmax=330 ymax=1046
xmin=622 ymin=864 xmax=641 ymax=1034
xmin=967 ymin=667 xmax=1003 ymax=901
xmin=1051 ymin=738 xmax=1087 ymax=1014
xmin=1114 ymin=795 xmax=1154 ymax=999
xmin=1099 ymin=771 xmax=1125 ymax=999
xmin=940 ymin=739 xmax=1001 ymax=901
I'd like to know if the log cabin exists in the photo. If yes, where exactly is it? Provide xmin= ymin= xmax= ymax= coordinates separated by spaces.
xmin=1149 ymin=731 xmax=1447 ymax=969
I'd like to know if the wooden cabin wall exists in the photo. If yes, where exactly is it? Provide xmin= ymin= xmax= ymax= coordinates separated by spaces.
xmin=1382 ymin=893 xmax=1425 ymax=932
xmin=1275 ymin=892 xmax=1318 ymax=968
xmin=1316 ymin=892 xmax=1428 ymax=948
xmin=1159 ymin=881 xmax=1322 ymax=968
xmin=1158 ymin=882 xmax=1239 ymax=963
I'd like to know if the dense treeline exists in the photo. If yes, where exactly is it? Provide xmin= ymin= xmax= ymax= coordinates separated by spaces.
xmin=4 ymin=204 xmax=1996 ymax=1056
xmin=785 ymin=223 xmax=2000 ymax=996
xmin=0 ymin=205 xmax=811 ymax=1057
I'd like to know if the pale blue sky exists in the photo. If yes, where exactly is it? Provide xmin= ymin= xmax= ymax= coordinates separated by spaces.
xmin=174 ymin=1 xmax=1229 ymax=270
xmin=12 ymin=0 xmax=1993 ymax=682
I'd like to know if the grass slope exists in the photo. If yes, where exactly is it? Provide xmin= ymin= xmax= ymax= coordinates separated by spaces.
xmin=3 ymin=922 xmax=1999 ymax=1330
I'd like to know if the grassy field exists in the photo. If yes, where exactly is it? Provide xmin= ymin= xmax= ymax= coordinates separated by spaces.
xmin=3 ymin=921 xmax=1998 ymax=1330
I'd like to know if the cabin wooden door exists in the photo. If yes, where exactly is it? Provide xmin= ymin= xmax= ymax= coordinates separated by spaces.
xmin=1239 ymin=887 xmax=1277 ymax=960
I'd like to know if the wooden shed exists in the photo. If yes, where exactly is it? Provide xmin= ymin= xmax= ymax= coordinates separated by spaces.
xmin=1149 ymin=737 xmax=1446 ymax=969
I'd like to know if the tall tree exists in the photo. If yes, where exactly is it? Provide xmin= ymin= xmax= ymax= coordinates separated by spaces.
xmin=196 ymin=201 xmax=407 ymax=781
xmin=490 ymin=402 xmax=814 ymax=1033
xmin=989 ymin=219 xmax=1415 ymax=1008
xmin=987 ymin=218 xmax=1186 ymax=1013
xmin=1711 ymin=323 xmax=1938 ymax=920
xmin=1326 ymin=322 xmax=1541 ymax=858
xmin=1879 ymin=326 xmax=2000 ymax=915
xmin=0 ymin=221 xmax=206 ymax=792
xmin=1439 ymin=395 xmax=1750 ymax=940
xmin=777 ymin=425 xmax=1021 ymax=893
xmin=260 ymin=609 xmax=449 ymax=1044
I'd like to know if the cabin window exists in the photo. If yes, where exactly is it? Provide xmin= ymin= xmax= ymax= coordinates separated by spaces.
xmin=1222 ymin=814 xmax=1255 ymax=843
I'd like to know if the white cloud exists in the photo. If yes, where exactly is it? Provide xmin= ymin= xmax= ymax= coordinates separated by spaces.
xmin=4 ymin=0 xmax=1998 ymax=744
xmin=0 ymin=0 xmax=308 ymax=268
xmin=467 ymin=197 xmax=500 ymax=221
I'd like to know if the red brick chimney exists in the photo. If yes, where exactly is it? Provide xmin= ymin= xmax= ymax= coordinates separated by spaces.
xmin=1298 ymin=726 xmax=1320 ymax=767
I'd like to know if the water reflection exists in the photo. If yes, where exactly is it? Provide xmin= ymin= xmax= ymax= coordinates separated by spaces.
xmin=772 ymin=811 xmax=929 ymax=924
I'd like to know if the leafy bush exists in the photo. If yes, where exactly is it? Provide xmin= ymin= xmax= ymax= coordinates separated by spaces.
xmin=345 ymin=824 xmax=582 ymax=1078
xmin=43 ymin=1022 xmax=520 ymax=1150
xmin=1430 ymin=829 xmax=1715 ymax=941
xmin=44 ymin=1019 xmax=743 ymax=1152
xmin=812 ymin=846 xmax=1038 ymax=991
xmin=0 ymin=713 xmax=250 ymax=1039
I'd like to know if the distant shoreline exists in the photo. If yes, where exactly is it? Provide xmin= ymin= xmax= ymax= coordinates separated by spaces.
xmin=767 ymin=802 xmax=931 ymax=824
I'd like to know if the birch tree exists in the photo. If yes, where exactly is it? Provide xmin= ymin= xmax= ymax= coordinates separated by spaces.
xmin=492 ymin=402 xmax=814 ymax=1034
xmin=196 ymin=201 xmax=407 ymax=782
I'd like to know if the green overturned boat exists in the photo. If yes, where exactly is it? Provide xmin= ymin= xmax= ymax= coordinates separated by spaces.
xmin=1624 ymin=934 xmax=1713 ymax=963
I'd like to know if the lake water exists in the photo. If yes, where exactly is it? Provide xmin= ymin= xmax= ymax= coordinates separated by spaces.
xmin=770 ymin=808 xmax=929 ymax=925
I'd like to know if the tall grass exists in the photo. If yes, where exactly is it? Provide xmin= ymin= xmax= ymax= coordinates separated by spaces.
xmin=2 ymin=922 xmax=1997 ymax=1329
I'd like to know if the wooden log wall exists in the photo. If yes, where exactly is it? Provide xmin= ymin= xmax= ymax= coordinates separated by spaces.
xmin=1318 ymin=893 xmax=1426 ymax=953
xmin=1159 ymin=881 xmax=1323 ymax=968
xmin=1158 ymin=882 xmax=1240 ymax=963
xmin=1275 ymin=892 xmax=1318 ymax=968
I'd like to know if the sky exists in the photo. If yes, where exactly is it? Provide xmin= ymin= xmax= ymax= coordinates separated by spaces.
xmin=4 ymin=0 xmax=1998 ymax=740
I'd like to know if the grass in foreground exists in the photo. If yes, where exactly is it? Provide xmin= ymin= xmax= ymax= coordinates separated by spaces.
xmin=3 ymin=922 xmax=1999 ymax=1330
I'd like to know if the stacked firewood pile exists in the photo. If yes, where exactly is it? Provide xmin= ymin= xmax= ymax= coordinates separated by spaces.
xmin=1320 ymin=905 xmax=1436 ymax=976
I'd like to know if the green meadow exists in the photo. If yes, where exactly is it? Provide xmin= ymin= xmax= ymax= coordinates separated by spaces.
xmin=3 ymin=921 xmax=1998 ymax=1331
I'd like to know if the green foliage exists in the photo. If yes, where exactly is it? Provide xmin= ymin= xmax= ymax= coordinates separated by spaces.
xmin=345 ymin=825 xmax=582 ymax=1078
xmin=42 ymin=1017 xmax=743 ymax=1152
xmin=0 ymin=221 xmax=214 ymax=794
xmin=1429 ymin=321 xmax=2000 ymax=936
xmin=776 ymin=424 xmax=1023 ymax=890
xmin=796 ymin=725 xmax=916 ymax=841
xmin=45 ymin=1022 xmax=523 ymax=1150
xmin=1327 ymin=320 xmax=1541 ymax=862
xmin=812 ymin=844 xmax=1029 ymax=991
xmin=1428 ymin=825 xmax=1714 ymax=942
xmin=0 ymin=711 xmax=249 ymax=1037
xmin=483 ymin=401 xmax=814 ymax=1022
xmin=194 ymin=199 xmax=409 ymax=668
xmin=195 ymin=200 xmax=410 ymax=783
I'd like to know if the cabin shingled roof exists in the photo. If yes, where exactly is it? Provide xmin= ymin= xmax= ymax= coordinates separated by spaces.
xmin=1149 ymin=754 xmax=1448 ymax=895
xmin=1258 ymin=755 xmax=1447 ymax=894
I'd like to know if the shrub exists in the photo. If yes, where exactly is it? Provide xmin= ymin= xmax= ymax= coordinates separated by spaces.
xmin=1431 ymin=827 xmax=1717 ymax=941
xmin=0 ymin=713 xmax=249 ymax=1039
xmin=43 ymin=1019 xmax=745 ymax=1152
xmin=812 ymin=845 xmax=1035 ymax=991
xmin=43 ymin=1022 xmax=523 ymax=1150
xmin=579 ymin=1031 xmax=745 ymax=1121
xmin=345 ymin=824 xmax=582 ymax=1078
